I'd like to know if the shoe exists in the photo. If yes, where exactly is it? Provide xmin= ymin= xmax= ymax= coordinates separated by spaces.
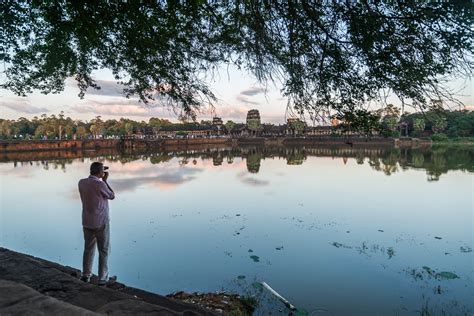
xmin=98 ymin=275 xmax=117 ymax=286
xmin=80 ymin=275 xmax=91 ymax=283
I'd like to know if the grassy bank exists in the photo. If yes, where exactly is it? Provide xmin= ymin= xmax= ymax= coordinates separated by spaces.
xmin=431 ymin=135 xmax=474 ymax=145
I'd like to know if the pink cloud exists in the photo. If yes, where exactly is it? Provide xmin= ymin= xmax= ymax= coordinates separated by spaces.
xmin=213 ymin=105 xmax=250 ymax=121
xmin=70 ymin=97 xmax=174 ymax=118
xmin=0 ymin=97 xmax=49 ymax=114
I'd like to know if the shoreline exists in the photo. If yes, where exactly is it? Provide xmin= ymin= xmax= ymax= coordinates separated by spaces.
xmin=0 ymin=136 xmax=432 ymax=153
xmin=0 ymin=247 xmax=254 ymax=315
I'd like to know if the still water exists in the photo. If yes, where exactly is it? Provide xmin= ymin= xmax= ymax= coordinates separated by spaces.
xmin=0 ymin=145 xmax=472 ymax=315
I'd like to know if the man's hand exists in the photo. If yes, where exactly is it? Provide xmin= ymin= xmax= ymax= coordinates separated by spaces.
xmin=102 ymin=171 xmax=109 ymax=182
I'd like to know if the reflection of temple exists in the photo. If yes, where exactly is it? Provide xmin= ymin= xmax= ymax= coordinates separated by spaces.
xmin=246 ymin=151 xmax=262 ymax=173
xmin=6 ymin=145 xmax=472 ymax=182
xmin=212 ymin=153 xmax=223 ymax=166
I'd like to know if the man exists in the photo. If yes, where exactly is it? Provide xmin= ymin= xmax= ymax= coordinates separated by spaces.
xmin=78 ymin=162 xmax=116 ymax=285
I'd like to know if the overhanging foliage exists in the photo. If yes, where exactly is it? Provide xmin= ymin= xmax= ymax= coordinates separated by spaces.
xmin=1 ymin=1 xmax=472 ymax=123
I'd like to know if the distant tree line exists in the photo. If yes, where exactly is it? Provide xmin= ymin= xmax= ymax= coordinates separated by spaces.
xmin=374 ymin=104 xmax=474 ymax=140
xmin=0 ymin=112 xmax=173 ymax=140
xmin=0 ymin=106 xmax=472 ymax=140
xmin=0 ymin=113 xmax=241 ymax=140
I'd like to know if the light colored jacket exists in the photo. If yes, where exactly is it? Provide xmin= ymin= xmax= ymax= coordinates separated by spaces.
xmin=78 ymin=175 xmax=115 ymax=229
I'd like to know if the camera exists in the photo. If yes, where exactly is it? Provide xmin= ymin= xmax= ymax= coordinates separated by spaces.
xmin=103 ymin=166 xmax=109 ymax=171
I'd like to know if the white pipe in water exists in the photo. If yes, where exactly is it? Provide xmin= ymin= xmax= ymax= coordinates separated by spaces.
xmin=261 ymin=281 xmax=297 ymax=311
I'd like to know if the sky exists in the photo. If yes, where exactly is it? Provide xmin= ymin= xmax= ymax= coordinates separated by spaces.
xmin=0 ymin=64 xmax=472 ymax=124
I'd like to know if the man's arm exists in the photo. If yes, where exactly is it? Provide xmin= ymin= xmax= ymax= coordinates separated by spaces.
xmin=100 ymin=172 xmax=115 ymax=200
xmin=100 ymin=181 xmax=115 ymax=200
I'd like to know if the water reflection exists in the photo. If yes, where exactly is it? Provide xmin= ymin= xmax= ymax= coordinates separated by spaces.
xmin=1 ymin=145 xmax=472 ymax=315
xmin=3 ymin=145 xmax=473 ymax=182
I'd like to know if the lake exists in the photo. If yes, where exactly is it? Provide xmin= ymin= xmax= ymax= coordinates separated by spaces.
xmin=0 ymin=145 xmax=472 ymax=315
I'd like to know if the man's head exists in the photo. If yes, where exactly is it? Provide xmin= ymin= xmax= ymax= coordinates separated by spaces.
xmin=90 ymin=162 xmax=108 ymax=177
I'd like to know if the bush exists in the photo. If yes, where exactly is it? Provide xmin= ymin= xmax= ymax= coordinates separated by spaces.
xmin=431 ymin=133 xmax=449 ymax=142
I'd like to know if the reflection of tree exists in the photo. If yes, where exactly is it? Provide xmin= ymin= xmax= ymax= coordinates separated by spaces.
xmin=286 ymin=148 xmax=306 ymax=165
xmin=179 ymin=157 xmax=189 ymax=165
xmin=379 ymin=149 xmax=400 ymax=175
xmin=432 ymin=152 xmax=446 ymax=169
xmin=14 ymin=159 xmax=75 ymax=171
xmin=411 ymin=152 xmax=425 ymax=168
xmin=150 ymin=154 xmax=173 ymax=164
xmin=368 ymin=157 xmax=382 ymax=172
xmin=246 ymin=153 xmax=262 ymax=173
xmin=5 ymin=145 xmax=473 ymax=182
xmin=367 ymin=145 xmax=474 ymax=181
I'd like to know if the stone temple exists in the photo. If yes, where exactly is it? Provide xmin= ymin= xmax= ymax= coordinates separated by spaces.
xmin=246 ymin=109 xmax=261 ymax=126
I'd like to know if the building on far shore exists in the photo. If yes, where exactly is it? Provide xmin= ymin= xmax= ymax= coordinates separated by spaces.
xmin=228 ymin=110 xmax=265 ymax=137
xmin=262 ymin=124 xmax=286 ymax=137
xmin=229 ymin=123 xmax=247 ymax=137
xmin=137 ymin=109 xmax=377 ymax=139
xmin=154 ymin=118 xmax=228 ymax=138
xmin=212 ymin=117 xmax=226 ymax=136
xmin=157 ymin=123 xmax=213 ymax=138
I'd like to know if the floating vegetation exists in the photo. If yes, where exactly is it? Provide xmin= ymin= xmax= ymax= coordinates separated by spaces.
xmin=251 ymin=282 xmax=263 ymax=291
xmin=250 ymin=255 xmax=260 ymax=263
xmin=248 ymin=249 xmax=253 ymax=253
xmin=332 ymin=241 xmax=397 ymax=260
xmin=460 ymin=246 xmax=472 ymax=253
xmin=331 ymin=242 xmax=352 ymax=249
xmin=436 ymin=271 xmax=459 ymax=280
xmin=293 ymin=310 xmax=309 ymax=316
xmin=387 ymin=247 xmax=395 ymax=259
xmin=356 ymin=241 xmax=369 ymax=255
xmin=409 ymin=269 xmax=424 ymax=281
xmin=422 ymin=266 xmax=436 ymax=277
xmin=409 ymin=266 xmax=460 ymax=281
xmin=237 ymin=275 xmax=246 ymax=280
xmin=168 ymin=291 xmax=255 ymax=315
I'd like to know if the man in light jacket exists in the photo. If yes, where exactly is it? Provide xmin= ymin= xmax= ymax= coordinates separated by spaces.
xmin=78 ymin=161 xmax=115 ymax=285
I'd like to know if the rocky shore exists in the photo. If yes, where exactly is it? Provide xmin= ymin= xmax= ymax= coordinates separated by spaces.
xmin=0 ymin=248 xmax=254 ymax=315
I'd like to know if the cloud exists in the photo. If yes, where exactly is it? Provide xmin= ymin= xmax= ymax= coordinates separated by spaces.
xmin=240 ymin=177 xmax=269 ymax=186
xmin=235 ymin=86 xmax=267 ymax=105
xmin=240 ymin=87 xmax=266 ymax=96
xmin=236 ymin=95 xmax=259 ymax=105
xmin=70 ymin=97 xmax=174 ymax=118
xmin=0 ymin=98 xmax=49 ymax=114
xmin=236 ymin=171 xmax=269 ymax=187
xmin=66 ymin=79 xmax=126 ymax=97
xmin=110 ymin=167 xmax=203 ymax=192
xmin=214 ymin=106 xmax=250 ymax=121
